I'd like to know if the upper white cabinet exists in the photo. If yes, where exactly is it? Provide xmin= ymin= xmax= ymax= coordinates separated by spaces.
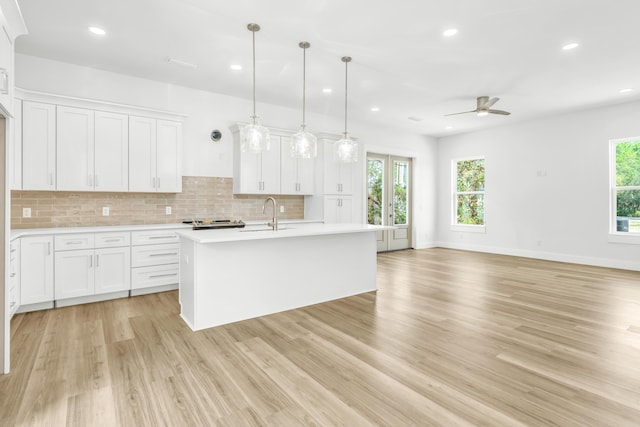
xmin=232 ymin=130 xmax=281 ymax=194
xmin=280 ymin=136 xmax=315 ymax=195
xmin=22 ymin=101 xmax=56 ymax=190
xmin=56 ymin=106 xmax=95 ymax=191
xmin=129 ymin=116 xmax=182 ymax=193
xmin=323 ymin=140 xmax=354 ymax=195
xmin=57 ymin=107 xmax=129 ymax=192
xmin=95 ymin=111 xmax=129 ymax=191
xmin=0 ymin=25 xmax=11 ymax=114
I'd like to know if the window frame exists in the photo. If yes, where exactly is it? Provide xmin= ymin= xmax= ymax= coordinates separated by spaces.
xmin=451 ymin=155 xmax=486 ymax=232
xmin=609 ymin=137 xmax=640 ymax=244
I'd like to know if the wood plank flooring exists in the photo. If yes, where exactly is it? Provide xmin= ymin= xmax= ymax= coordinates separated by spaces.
xmin=2 ymin=248 xmax=640 ymax=426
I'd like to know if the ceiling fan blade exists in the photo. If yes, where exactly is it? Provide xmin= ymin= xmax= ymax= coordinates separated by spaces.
xmin=488 ymin=109 xmax=511 ymax=115
xmin=444 ymin=110 xmax=477 ymax=116
xmin=486 ymin=97 xmax=500 ymax=108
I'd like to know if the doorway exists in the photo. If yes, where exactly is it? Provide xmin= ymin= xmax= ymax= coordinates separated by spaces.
xmin=367 ymin=153 xmax=412 ymax=252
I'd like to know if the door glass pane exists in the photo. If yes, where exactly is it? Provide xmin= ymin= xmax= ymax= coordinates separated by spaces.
xmin=367 ymin=159 xmax=384 ymax=225
xmin=393 ymin=161 xmax=408 ymax=225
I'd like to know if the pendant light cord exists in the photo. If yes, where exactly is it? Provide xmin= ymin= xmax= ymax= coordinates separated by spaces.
xmin=342 ymin=56 xmax=351 ymax=135
xmin=302 ymin=45 xmax=306 ymax=128
xmin=252 ymin=29 xmax=256 ymax=119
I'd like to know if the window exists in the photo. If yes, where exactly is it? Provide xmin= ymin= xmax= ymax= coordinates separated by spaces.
xmin=611 ymin=138 xmax=640 ymax=234
xmin=453 ymin=157 xmax=485 ymax=227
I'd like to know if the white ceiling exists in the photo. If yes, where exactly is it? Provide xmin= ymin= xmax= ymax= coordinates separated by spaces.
xmin=14 ymin=0 xmax=640 ymax=137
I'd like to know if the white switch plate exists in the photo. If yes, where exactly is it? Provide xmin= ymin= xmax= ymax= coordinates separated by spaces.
xmin=166 ymin=206 xmax=172 ymax=215
xmin=22 ymin=207 xmax=31 ymax=218
xmin=102 ymin=207 xmax=110 ymax=216
xmin=279 ymin=205 xmax=285 ymax=213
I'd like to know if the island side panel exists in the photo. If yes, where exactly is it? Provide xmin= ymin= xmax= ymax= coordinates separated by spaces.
xmin=191 ymin=231 xmax=377 ymax=330
xmin=179 ymin=237 xmax=196 ymax=329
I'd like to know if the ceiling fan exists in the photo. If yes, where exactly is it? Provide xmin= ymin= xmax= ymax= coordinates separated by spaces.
xmin=445 ymin=96 xmax=511 ymax=117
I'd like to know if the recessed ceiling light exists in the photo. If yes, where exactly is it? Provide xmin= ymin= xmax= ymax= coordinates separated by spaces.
xmin=370 ymin=107 xmax=380 ymax=112
xmin=562 ymin=42 xmax=579 ymax=50
xmin=619 ymin=88 xmax=634 ymax=94
xmin=322 ymin=88 xmax=332 ymax=94
xmin=88 ymin=26 xmax=106 ymax=36
xmin=443 ymin=28 xmax=458 ymax=37
xmin=230 ymin=64 xmax=242 ymax=71
xmin=445 ymin=126 xmax=453 ymax=130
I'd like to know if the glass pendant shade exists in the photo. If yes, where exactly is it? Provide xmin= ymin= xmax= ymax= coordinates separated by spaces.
xmin=290 ymin=125 xmax=317 ymax=158
xmin=291 ymin=41 xmax=317 ymax=159
xmin=241 ymin=116 xmax=271 ymax=153
xmin=335 ymin=133 xmax=358 ymax=163
xmin=335 ymin=56 xmax=359 ymax=163
xmin=242 ymin=23 xmax=270 ymax=153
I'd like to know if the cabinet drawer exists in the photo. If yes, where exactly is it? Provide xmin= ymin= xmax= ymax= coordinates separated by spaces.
xmin=132 ymin=264 xmax=179 ymax=289
xmin=131 ymin=243 xmax=179 ymax=267
xmin=55 ymin=234 xmax=94 ymax=251
xmin=95 ymin=231 xmax=131 ymax=248
xmin=131 ymin=230 xmax=179 ymax=245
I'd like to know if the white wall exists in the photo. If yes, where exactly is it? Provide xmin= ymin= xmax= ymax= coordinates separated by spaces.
xmin=436 ymin=100 xmax=640 ymax=270
xmin=15 ymin=54 xmax=438 ymax=248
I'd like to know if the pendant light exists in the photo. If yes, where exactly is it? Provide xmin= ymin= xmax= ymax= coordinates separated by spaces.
xmin=241 ymin=23 xmax=270 ymax=153
xmin=335 ymin=56 xmax=358 ymax=163
xmin=290 ymin=41 xmax=317 ymax=158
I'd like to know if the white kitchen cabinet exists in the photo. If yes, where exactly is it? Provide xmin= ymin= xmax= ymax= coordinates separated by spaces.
xmin=232 ymin=130 xmax=281 ymax=194
xmin=9 ymin=240 xmax=21 ymax=317
xmin=131 ymin=230 xmax=180 ymax=293
xmin=280 ymin=136 xmax=315 ymax=195
xmin=56 ymin=105 xmax=95 ymax=191
xmin=323 ymin=140 xmax=354 ymax=195
xmin=129 ymin=116 xmax=182 ymax=193
xmin=0 ymin=26 xmax=12 ymax=114
xmin=54 ymin=232 xmax=131 ymax=301
xmin=20 ymin=236 xmax=54 ymax=306
xmin=94 ymin=111 xmax=129 ymax=191
xmin=10 ymin=98 xmax=21 ymax=189
xmin=323 ymin=195 xmax=354 ymax=224
xmin=22 ymin=101 xmax=56 ymax=190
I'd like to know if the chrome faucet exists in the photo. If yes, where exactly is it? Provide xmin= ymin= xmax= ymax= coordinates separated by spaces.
xmin=262 ymin=197 xmax=278 ymax=230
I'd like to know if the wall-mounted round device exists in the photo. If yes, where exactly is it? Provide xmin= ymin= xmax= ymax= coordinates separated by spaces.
xmin=210 ymin=129 xmax=222 ymax=142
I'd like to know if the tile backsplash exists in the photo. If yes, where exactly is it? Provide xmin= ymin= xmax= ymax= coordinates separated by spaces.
xmin=11 ymin=176 xmax=304 ymax=229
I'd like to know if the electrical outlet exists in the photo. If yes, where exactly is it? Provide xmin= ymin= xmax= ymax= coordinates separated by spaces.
xmin=102 ymin=207 xmax=110 ymax=216
xmin=279 ymin=205 xmax=285 ymax=213
xmin=22 ymin=207 xmax=31 ymax=218
xmin=166 ymin=206 xmax=172 ymax=215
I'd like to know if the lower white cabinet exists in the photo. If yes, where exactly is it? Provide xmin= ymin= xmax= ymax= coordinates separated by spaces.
xmin=131 ymin=230 xmax=180 ymax=292
xmin=9 ymin=239 xmax=21 ymax=317
xmin=54 ymin=232 xmax=131 ymax=301
xmin=20 ymin=236 xmax=54 ymax=306
xmin=323 ymin=195 xmax=354 ymax=224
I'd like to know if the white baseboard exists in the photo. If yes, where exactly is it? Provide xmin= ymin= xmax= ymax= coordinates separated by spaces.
xmin=434 ymin=241 xmax=640 ymax=271
xmin=414 ymin=241 xmax=438 ymax=250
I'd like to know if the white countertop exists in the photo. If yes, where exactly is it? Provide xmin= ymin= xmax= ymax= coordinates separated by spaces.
xmin=176 ymin=222 xmax=391 ymax=244
xmin=9 ymin=219 xmax=324 ymax=240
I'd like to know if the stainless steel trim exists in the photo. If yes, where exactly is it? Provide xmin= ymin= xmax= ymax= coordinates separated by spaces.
xmin=148 ymin=273 xmax=178 ymax=279
xmin=148 ymin=252 xmax=178 ymax=257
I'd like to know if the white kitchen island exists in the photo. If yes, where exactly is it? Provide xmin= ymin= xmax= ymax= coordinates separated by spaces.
xmin=176 ymin=223 xmax=387 ymax=331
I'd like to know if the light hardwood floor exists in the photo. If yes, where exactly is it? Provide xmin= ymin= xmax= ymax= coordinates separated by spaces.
xmin=2 ymin=248 xmax=640 ymax=426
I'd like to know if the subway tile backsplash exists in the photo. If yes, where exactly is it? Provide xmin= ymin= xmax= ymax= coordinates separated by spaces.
xmin=11 ymin=176 xmax=304 ymax=229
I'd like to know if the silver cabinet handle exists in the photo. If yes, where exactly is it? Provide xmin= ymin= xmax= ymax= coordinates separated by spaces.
xmin=10 ymin=273 xmax=16 ymax=278
xmin=89 ymin=255 xmax=93 ymax=268
xmin=49 ymin=173 xmax=54 ymax=186
xmin=95 ymin=175 xmax=99 ymax=188
xmin=157 ymin=177 xmax=161 ymax=188
xmin=149 ymin=235 xmax=175 ymax=239
xmin=152 ymin=177 xmax=156 ymax=188
xmin=10 ymin=302 xmax=16 ymax=308
xmin=148 ymin=273 xmax=178 ymax=279
xmin=104 ymin=238 xmax=121 ymax=243
xmin=66 ymin=240 xmax=85 ymax=245
xmin=149 ymin=252 xmax=178 ymax=257
xmin=96 ymin=254 xmax=100 ymax=267
xmin=47 ymin=242 xmax=51 ymax=255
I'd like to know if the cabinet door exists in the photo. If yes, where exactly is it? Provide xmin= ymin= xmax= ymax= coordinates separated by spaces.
xmin=10 ymin=98 xmax=22 ymax=189
xmin=9 ymin=239 xmax=21 ymax=315
xmin=156 ymin=120 xmax=182 ymax=192
xmin=297 ymin=156 xmax=315 ymax=194
xmin=54 ymin=249 xmax=94 ymax=299
xmin=129 ymin=116 xmax=157 ymax=192
xmin=337 ymin=196 xmax=354 ymax=223
xmin=20 ymin=236 xmax=54 ymax=305
xmin=337 ymin=162 xmax=354 ymax=194
xmin=238 ymin=151 xmax=262 ymax=193
xmin=57 ymin=106 xmax=95 ymax=191
xmin=0 ymin=26 xmax=12 ymax=114
xmin=280 ymin=137 xmax=298 ymax=194
xmin=323 ymin=140 xmax=340 ymax=194
xmin=95 ymin=247 xmax=131 ymax=294
xmin=22 ymin=101 xmax=56 ymax=190
xmin=261 ymin=138 xmax=281 ymax=194
xmin=323 ymin=195 xmax=339 ymax=224
xmin=95 ymin=111 xmax=128 ymax=191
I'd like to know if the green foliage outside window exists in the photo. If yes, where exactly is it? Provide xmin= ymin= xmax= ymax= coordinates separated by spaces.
xmin=616 ymin=141 xmax=640 ymax=218
xmin=456 ymin=159 xmax=485 ymax=225
xmin=367 ymin=160 xmax=383 ymax=225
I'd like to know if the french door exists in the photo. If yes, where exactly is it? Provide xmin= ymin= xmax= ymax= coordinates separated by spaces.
xmin=367 ymin=153 xmax=412 ymax=252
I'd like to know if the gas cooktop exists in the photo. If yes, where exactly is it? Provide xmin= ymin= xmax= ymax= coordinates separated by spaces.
xmin=182 ymin=219 xmax=245 ymax=230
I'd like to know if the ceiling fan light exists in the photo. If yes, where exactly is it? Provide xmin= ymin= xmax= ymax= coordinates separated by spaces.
xmin=291 ymin=126 xmax=317 ymax=159
xmin=477 ymin=110 xmax=489 ymax=117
